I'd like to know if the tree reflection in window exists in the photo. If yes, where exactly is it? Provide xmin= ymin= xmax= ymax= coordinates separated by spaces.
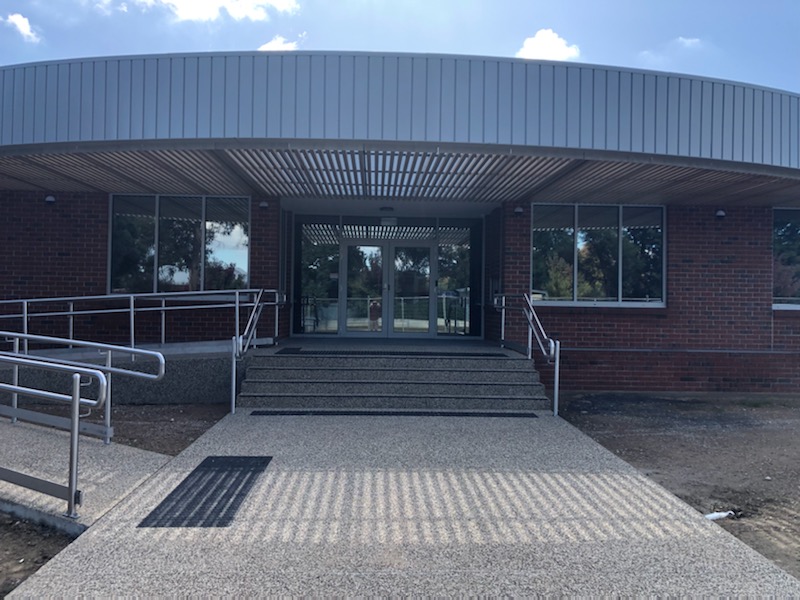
xmin=532 ymin=205 xmax=663 ymax=304
xmin=774 ymin=209 xmax=800 ymax=304
xmin=110 ymin=195 xmax=249 ymax=293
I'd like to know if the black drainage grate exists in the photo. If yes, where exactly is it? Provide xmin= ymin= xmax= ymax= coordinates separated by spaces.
xmin=138 ymin=456 xmax=271 ymax=528
xmin=251 ymin=409 xmax=537 ymax=418
xmin=276 ymin=348 xmax=506 ymax=357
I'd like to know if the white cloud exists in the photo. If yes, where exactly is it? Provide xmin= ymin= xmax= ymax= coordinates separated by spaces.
xmin=676 ymin=36 xmax=701 ymax=48
xmin=132 ymin=0 xmax=298 ymax=21
xmin=639 ymin=36 xmax=706 ymax=69
xmin=516 ymin=28 xmax=580 ymax=61
xmin=2 ymin=13 xmax=41 ymax=43
xmin=258 ymin=32 xmax=305 ymax=51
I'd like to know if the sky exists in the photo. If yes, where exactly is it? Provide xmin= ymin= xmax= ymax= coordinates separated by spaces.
xmin=0 ymin=0 xmax=798 ymax=93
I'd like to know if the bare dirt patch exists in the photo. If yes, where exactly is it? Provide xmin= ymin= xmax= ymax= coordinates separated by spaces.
xmin=0 ymin=403 xmax=227 ymax=597
xmin=562 ymin=392 xmax=800 ymax=580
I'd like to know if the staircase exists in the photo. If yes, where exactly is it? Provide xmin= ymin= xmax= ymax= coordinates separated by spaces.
xmin=237 ymin=344 xmax=551 ymax=415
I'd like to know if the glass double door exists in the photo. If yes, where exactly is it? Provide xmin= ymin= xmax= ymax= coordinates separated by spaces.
xmin=341 ymin=241 xmax=435 ymax=336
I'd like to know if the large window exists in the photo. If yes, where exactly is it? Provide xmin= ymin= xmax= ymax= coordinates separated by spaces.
xmin=110 ymin=195 xmax=249 ymax=293
xmin=774 ymin=209 xmax=800 ymax=306
xmin=532 ymin=205 xmax=664 ymax=305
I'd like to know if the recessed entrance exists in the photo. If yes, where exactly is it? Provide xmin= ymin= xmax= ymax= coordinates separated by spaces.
xmin=293 ymin=217 xmax=481 ymax=337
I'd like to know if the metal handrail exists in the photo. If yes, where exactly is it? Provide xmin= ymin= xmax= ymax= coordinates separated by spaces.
xmin=0 ymin=288 xmax=284 ymax=349
xmin=495 ymin=294 xmax=562 ymax=416
xmin=230 ymin=289 xmax=286 ymax=414
xmin=1 ymin=331 xmax=166 ymax=444
xmin=0 ymin=354 xmax=108 ymax=518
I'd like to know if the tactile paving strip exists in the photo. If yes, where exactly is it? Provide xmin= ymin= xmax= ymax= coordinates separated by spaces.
xmin=138 ymin=456 xmax=271 ymax=528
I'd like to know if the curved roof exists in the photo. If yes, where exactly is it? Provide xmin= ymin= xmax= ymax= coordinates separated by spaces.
xmin=1 ymin=51 xmax=799 ymax=208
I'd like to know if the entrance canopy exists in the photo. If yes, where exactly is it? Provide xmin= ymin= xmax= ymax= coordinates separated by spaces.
xmin=1 ymin=51 xmax=799 ymax=209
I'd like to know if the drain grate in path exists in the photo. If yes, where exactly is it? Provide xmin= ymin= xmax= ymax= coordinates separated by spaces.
xmin=276 ymin=348 xmax=506 ymax=357
xmin=138 ymin=456 xmax=271 ymax=528
xmin=251 ymin=409 xmax=537 ymax=418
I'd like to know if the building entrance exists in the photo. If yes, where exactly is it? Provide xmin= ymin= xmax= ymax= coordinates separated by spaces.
xmin=293 ymin=216 xmax=481 ymax=338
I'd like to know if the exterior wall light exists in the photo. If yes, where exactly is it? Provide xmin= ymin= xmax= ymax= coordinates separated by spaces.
xmin=44 ymin=195 xmax=56 ymax=203
xmin=259 ymin=200 xmax=269 ymax=208
xmin=514 ymin=206 xmax=524 ymax=215
xmin=715 ymin=209 xmax=726 ymax=219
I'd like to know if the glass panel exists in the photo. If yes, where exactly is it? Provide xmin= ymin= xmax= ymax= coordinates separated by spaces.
xmin=438 ymin=228 xmax=470 ymax=335
xmin=204 ymin=197 xmax=249 ymax=290
xmin=346 ymin=245 xmax=383 ymax=333
xmin=110 ymin=196 xmax=156 ymax=293
xmin=300 ymin=224 xmax=340 ymax=333
xmin=774 ymin=209 xmax=800 ymax=304
xmin=622 ymin=207 xmax=663 ymax=302
xmin=577 ymin=206 xmax=619 ymax=301
xmin=532 ymin=205 xmax=575 ymax=301
xmin=158 ymin=196 xmax=203 ymax=292
xmin=393 ymin=246 xmax=430 ymax=334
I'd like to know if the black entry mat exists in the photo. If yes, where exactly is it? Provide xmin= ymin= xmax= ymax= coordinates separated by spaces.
xmin=251 ymin=409 xmax=537 ymax=418
xmin=138 ymin=456 xmax=271 ymax=528
xmin=276 ymin=348 xmax=506 ymax=357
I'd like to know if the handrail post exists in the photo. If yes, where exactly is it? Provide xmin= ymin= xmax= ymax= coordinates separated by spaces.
xmin=160 ymin=298 xmax=166 ymax=346
xmin=230 ymin=336 xmax=237 ymax=415
xmin=274 ymin=293 xmax=279 ymax=341
xmin=22 ymin=300 xmax=28 ymax=354
xmin=553 ymin=340 xmax=561 ymax=417
xmin=129 ymin=295 xmax=135 ymax=351
xmin=11 ymin=338 xmax=19 ymax=423
xmin=65 ymin=373 xmax=81 ymax=519
xmin=499 ymin=295 xmax=506 ymax=348
xmin=235 ymin=291 xmax=241 ymax=351
xmin=104 ymin=350 xmax=113 ymax=445
xmin=68 ymin=301 xmax=74 ymax=346
xmin=527 ymin=317 xmax=532 ymax=360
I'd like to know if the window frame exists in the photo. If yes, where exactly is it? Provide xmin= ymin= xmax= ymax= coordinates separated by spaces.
xmin=530 ymin=203 xmax=667 ymax=308
xmin=108 ymin=194 xmax=251 ymax=294
xmin=773 ymin=207 xmax=800 ymax=311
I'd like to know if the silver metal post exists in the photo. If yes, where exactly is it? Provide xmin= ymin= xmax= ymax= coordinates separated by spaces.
xmin=65 ymin=373 xmax=81 ymax=519
xmin=235 ymin=291 xmax=241 ymax=343
xmin=104 ymin=351 xmax=112 ymax=445
xmin=160 ymin=299 xmax=166 ymax=345
xmin=274 ymin=299 xmax=278 ymax=341
xmin=68 ymin=301 xmax=74 ymax=345
xmin=22 ymin=301 xmax=28 ymax=354
xmin=527 ymin=321 xmax=532 ymax=360
xmin=553 ymin=340 xmax=561 ymax=417
xmin=129 ymin=295 xmax=135 ymax=361
xmin=500 ymin=296 xmax=506 ymax=348
xmin=11 ymin=338 xmax=19 ymax=423
xmin=230 ymin=336 xmax=237 ymax=415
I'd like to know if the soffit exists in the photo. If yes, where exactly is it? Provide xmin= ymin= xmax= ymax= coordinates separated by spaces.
xmin=0 ymin=145 xmax=798 ymax=208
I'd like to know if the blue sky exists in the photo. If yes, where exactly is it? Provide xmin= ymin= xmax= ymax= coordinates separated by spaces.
xmin=1 ymin=0 xmax=798 ymax=92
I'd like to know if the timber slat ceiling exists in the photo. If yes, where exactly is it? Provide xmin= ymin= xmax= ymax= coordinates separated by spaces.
xmin=1 ymin=145 xmax=799 ymax=207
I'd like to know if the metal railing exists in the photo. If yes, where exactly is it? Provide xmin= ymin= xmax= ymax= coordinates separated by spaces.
xmin=1 ymin=331 xmax=166 ymax=444
xmin=230 ymin=290 xmax=285 ymax=414
xmin=0 ymin=333 xmax=166 ymax=518
xmin=0 ymin=354 xmax=107 ymax=518
xmin=495 ymin=294 xmax=562 ymax=416
xmin=0 ymin=289 xmax=284 ymax=351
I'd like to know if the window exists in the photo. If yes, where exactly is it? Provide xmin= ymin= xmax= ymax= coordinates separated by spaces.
xmin=774 ymin=209 xmax=800 ymax=306
xmin=531 ymin=205 xmax=664 ymax=305
xmin=110 ymin=195 xmax=249 ymax=293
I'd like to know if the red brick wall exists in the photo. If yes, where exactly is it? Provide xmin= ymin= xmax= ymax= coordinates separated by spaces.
xmin=0 ymin=191 xmax=287 ymax=344
xmin=0 ymin=191 xmax=108 ymax=300
xmin=503 ymin=204 xmax=800 ymax=393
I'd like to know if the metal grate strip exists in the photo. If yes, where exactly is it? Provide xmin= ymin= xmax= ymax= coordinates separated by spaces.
xmin=138 ymin=456 xmax=271 ymax=528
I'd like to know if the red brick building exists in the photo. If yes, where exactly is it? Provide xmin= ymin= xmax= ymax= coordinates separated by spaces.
xmin=1 ymin=51 xmax=799 ymax=392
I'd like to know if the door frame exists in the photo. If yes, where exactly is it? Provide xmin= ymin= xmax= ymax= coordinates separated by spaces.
xmin=338 ymin=239 xmax=438 ymax=338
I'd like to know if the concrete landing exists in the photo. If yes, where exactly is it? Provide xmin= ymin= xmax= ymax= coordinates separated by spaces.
xmin=7 ymin=412 xmax=800 ymax=596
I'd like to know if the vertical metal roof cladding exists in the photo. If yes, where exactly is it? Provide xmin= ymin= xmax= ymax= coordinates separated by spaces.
xmin=0 ymin=51 xmax=798 ymax=172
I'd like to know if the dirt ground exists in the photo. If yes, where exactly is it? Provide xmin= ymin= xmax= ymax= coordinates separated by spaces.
xmin=561 ymin=392 xmax=800 ymax=580
xmin=2 ymin=394 xmax=800 ymax=595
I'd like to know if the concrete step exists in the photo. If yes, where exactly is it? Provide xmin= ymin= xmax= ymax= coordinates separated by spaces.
xmin=243 ymin=367 xmax=540 ymax=383
xmin=240 ymin=380 xmax=545 ymax=397
xmin=237 ymin=393 xmax=550 ymax=411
